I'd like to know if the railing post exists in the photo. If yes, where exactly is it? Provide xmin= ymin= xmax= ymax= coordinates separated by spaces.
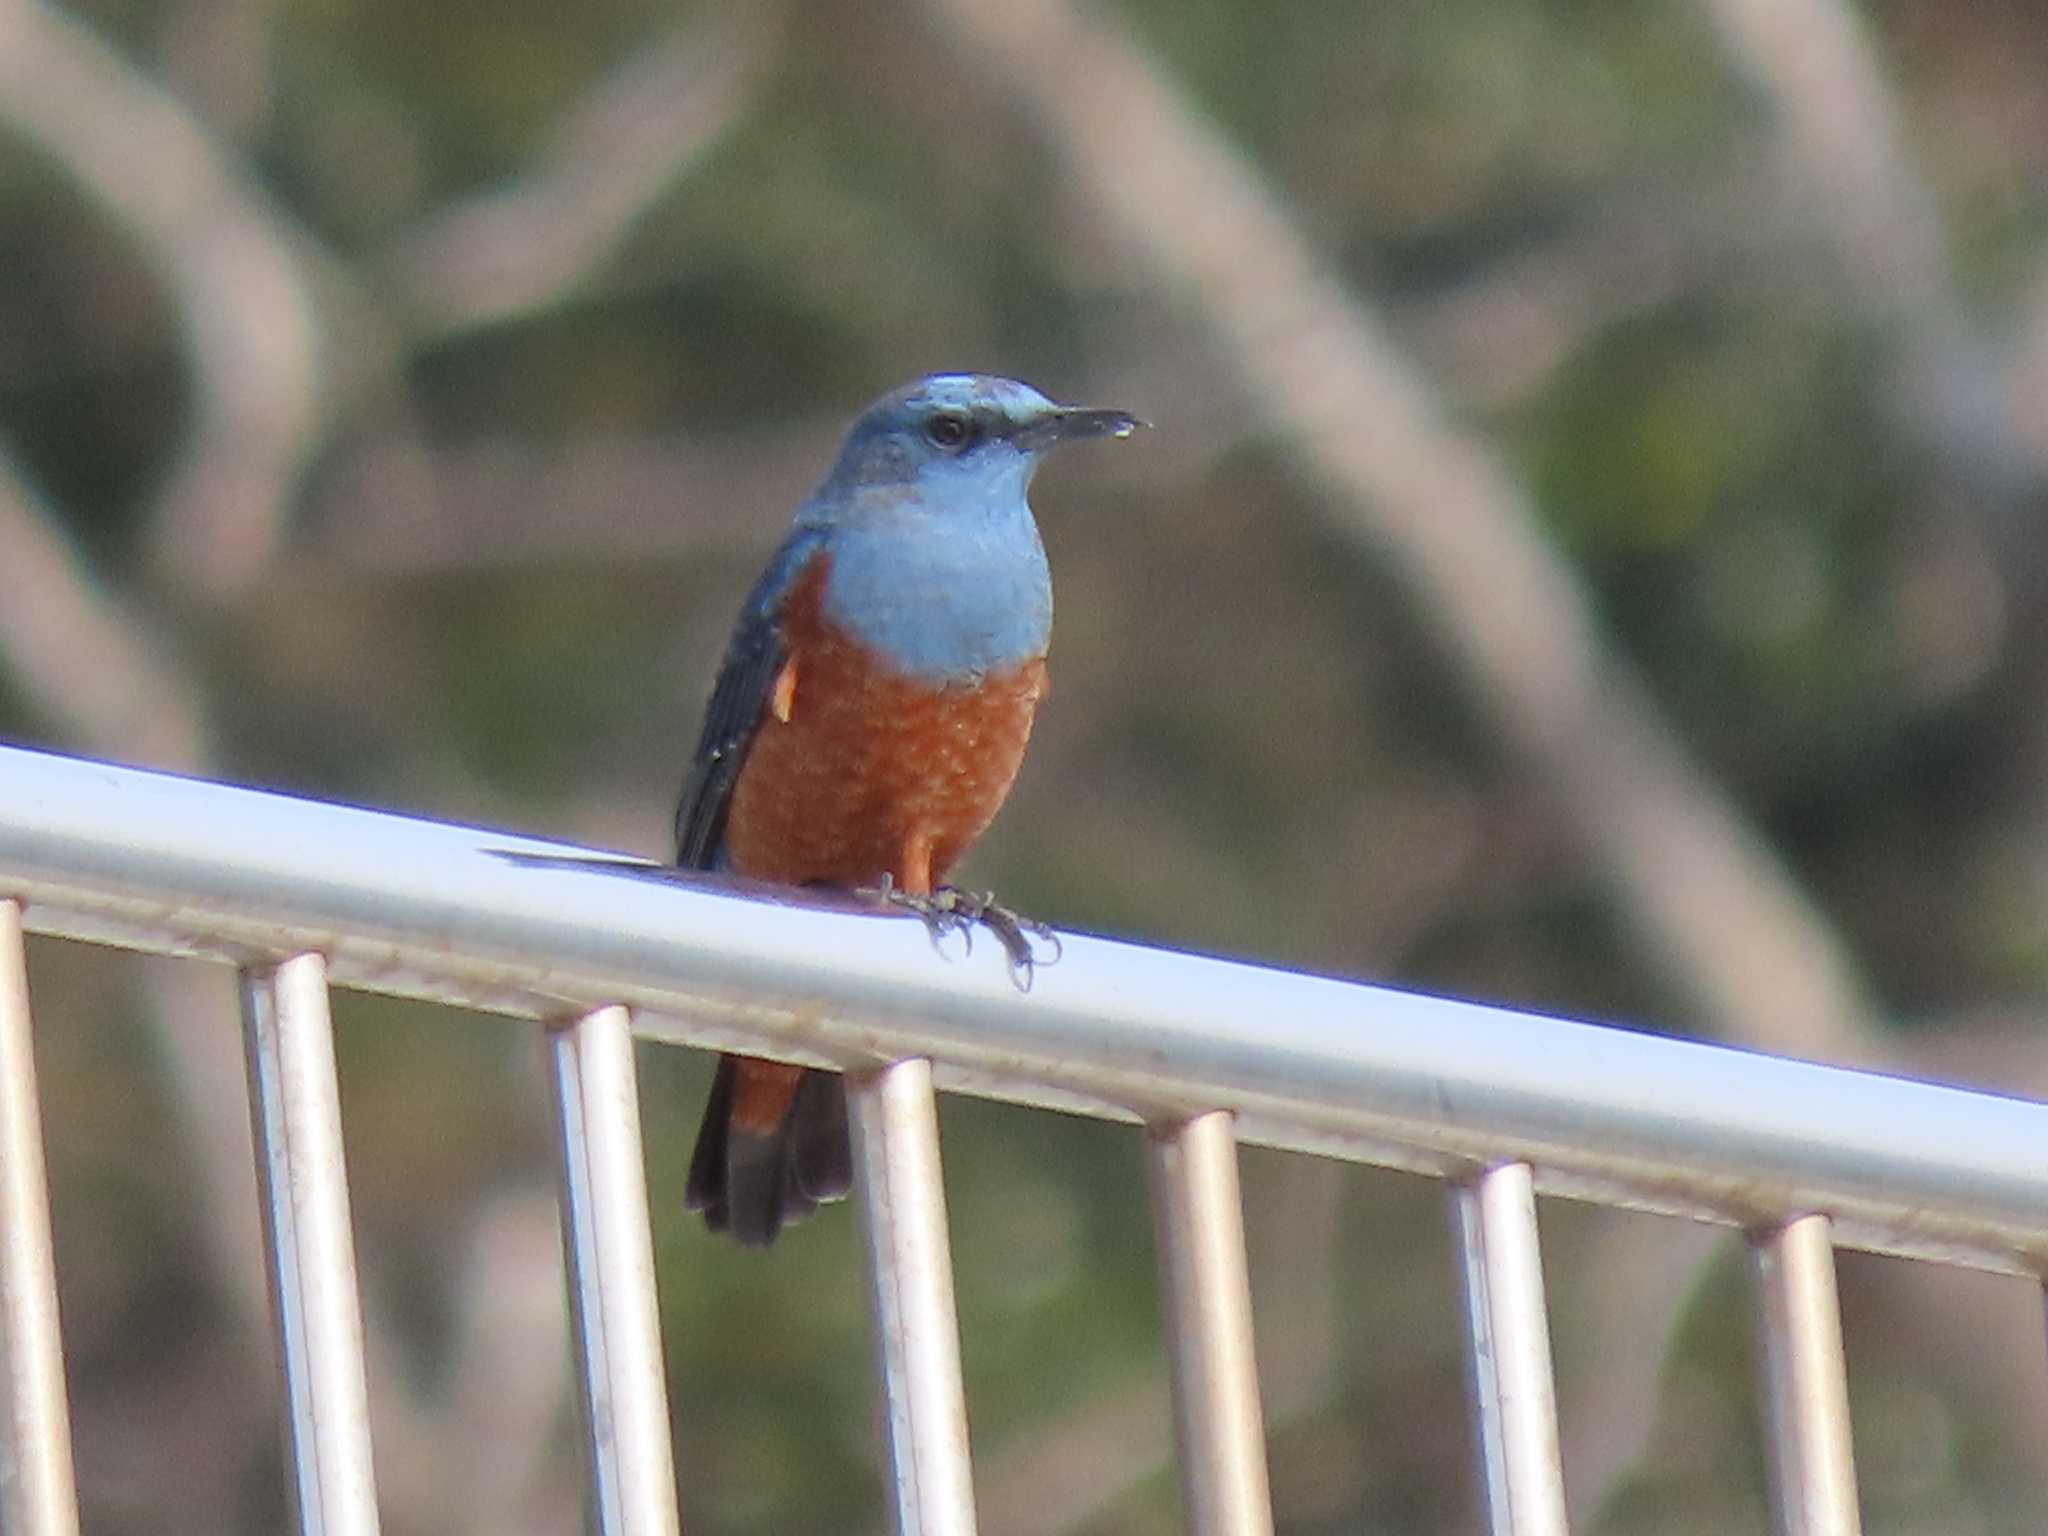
xmin=1751 ymin=1214 xmax=1861 ymax=1536
xmin=242 ymin=953 xmax=382 ymax=1536
xmin=0 ymin=898 xmax=82 ymax=1536
xmin=1452 ymin=1162 xmax=1570 ymax=1536
xmin=545 ymin=1005 xmax=682 ymax=1536
xmin=849 ymin=1058 xmax=977 ymax=1536
xmin=1144 ymin=1109 xmax=1274 ymax=1536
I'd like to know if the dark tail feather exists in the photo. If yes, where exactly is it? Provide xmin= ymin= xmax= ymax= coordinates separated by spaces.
xmin=683 ymin=1057 xmax=739 ymax=1229
xmin=686 ymin=1057 xmax=852 ymax=1246
xmin=789 ymin=1071 xmax=852 ymax=1204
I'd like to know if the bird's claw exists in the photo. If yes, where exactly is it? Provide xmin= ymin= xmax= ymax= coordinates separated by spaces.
xmin=859 ymin=879 xmax=1062 ymax=991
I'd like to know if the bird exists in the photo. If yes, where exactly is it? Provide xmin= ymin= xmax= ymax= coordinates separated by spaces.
xmin=676 ymin=372 xmax=1140 ymax=1246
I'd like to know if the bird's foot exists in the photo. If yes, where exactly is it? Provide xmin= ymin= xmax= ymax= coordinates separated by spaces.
xmin=861 ymin=878 xmax=1062 ymax=991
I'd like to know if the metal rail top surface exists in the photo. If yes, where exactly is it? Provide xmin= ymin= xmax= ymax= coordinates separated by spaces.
xmin=2 ymin=741 xmax=2045 ymax=1276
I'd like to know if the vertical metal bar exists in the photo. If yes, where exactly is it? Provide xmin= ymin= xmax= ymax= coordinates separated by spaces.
xmin=1750 ymin=1214 xmax=1861 ymax=1536
xmin=848 ymin=1058 xmax=976 ymax=1536
xmin=1452 ymin=1162 xmax=1569 ymax=1536
xmin=0 ymin=899 xmax=81 ymax=1536
xmin=1143 ymin=1109 xmax=1275 ymax=1536
xmin=545 ymin=1005 xmax=682 ymax=1536
xmin=241 ymin=952 xmax=382 ymax=1536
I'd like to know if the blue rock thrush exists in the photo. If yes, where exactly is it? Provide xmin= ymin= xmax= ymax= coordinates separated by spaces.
xmin=676 ymin=373 xmax=1140 ymax=1246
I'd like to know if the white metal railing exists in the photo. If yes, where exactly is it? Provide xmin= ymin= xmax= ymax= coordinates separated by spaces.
xmin=4 ymin=741 xmax=2048 ymax=1534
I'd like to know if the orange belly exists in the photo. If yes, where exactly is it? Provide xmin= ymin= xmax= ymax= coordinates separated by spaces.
xmin=723 ymin=617 xmax=1047 ymax=895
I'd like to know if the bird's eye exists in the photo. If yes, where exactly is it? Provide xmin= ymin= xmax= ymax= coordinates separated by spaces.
xmin=924 ymin=411 xmax=974 ymax=450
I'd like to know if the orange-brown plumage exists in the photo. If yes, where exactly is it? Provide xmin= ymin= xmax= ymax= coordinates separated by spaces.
xmin=703 ymin=549 xmax=1049 ymax=1224
xmin=723 ymin=553 xmax=1048 ymax=898
xmin=727 ymin=1060 xmax=806 ymax=1136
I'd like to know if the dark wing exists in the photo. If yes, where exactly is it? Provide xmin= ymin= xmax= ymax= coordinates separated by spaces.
xmin=675 ymin=528 xmax=827 ymax=869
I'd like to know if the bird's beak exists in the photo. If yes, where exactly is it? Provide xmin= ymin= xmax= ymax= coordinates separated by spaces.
xmin=1015 ymin=406 xmax=1147 ymax=451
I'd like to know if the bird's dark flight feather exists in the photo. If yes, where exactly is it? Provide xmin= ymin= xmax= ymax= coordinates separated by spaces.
xmin=676 ymin=526 xmax=851 ymax=1244
xmin=674 ymin=528 xmax=826 ymax=870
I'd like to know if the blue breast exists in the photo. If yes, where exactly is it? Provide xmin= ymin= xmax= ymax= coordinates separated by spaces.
xmin=812 ymin=482 xmax=1053 ymax=685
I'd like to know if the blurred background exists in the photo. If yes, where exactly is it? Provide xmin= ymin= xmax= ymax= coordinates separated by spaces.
xmin=3 ymin=0 xmax=2047 ymax=1529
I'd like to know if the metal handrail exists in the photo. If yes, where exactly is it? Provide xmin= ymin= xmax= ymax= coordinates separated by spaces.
xmin=3 ymin=740 xmax=2040 ymax=1535
xmin=3 ymin=743 xmax=2046 ymax=1270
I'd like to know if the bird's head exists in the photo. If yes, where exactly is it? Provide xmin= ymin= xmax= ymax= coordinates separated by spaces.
xmin=814 ymin=374 xmax=1141 ymax=507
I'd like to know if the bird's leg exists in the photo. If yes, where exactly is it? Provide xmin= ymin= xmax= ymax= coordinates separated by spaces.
xmin=861 ymin=873 xmax=974 ymax=959
xmin=855 ymin=878 xmax=1062 ymax=991
xmin=937 ymin=887 xmax=1063 ymax=990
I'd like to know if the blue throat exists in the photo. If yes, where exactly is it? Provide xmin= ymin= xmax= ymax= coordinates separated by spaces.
xmin=810 ymin=469 xmax=1053 ymax=684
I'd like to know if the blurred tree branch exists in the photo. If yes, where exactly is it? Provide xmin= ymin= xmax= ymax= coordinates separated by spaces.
xmin=922 ymin=0 xmax=1883 ymax=1067
xmin=1389 ymin=171 xmax=1763 ymax=411
xmin=0 ymin=0 xmax=326 ymax=593
xmin=905 ymin=2 xmax=2048 ymax=1526
xmin=379 ymin=13 xmax=757 ymax=340
xmin=301 ymin=424 xmax=840 ymax=574
xmin=1701 ymin=0 xmax=1957 ymax=327
xmin=0 ymin=446 xmax=208 ymax=763
xmin=0 ymin=3 xmax=759 ymax=597
xmin=1702 ymin=0 xmax=2048 ymax=558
